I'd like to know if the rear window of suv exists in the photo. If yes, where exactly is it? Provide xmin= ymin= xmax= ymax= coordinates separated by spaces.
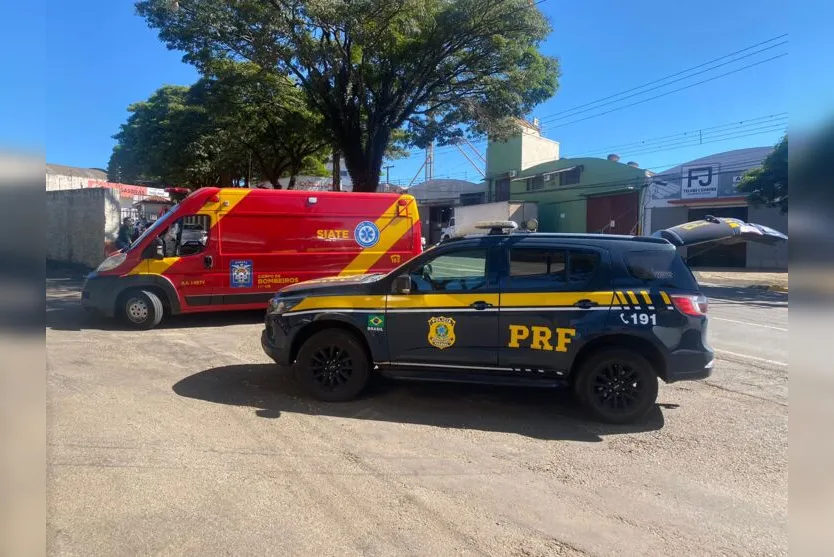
xmin=623 ymin=249 xmax=698 ymax=290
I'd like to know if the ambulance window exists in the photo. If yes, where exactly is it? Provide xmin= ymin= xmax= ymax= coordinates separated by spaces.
xmin=408 ymin=249 xmax=488 ymax=292
xmin=173 ymin=214 xmax=210 ymax=256
xmin=567 ymin=251 xmax=600 ymax=286
xmin=508 ymin=248 xmax=567 ymax=289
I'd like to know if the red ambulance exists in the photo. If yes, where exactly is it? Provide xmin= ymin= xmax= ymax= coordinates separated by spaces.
xmin=82 ymin=187 xmax=423 ymax=329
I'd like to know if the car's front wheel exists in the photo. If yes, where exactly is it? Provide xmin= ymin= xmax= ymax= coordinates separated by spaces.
xmin=295 ymin=329 xmax=370 ymax=402
xmin=573 ymin=349 xmax=658 ymax=424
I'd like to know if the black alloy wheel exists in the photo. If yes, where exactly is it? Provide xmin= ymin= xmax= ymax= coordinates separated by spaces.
xmin=309 ymin=345 xmax=354 ymax=390
xmin=591 ymin=362 xmax=642 ymax=413
xmin=295 ymin=330 xmax=370 ymax=402
xmin=574 ymin=349 xmax=658 ymax=424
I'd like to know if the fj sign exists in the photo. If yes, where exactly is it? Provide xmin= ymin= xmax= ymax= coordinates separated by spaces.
xmin=508 ymin=325 xmax=576 ymax=352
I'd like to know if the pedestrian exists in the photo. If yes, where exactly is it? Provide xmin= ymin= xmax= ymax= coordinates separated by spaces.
xmin=116 ymin=217 xmax=133 ymax=251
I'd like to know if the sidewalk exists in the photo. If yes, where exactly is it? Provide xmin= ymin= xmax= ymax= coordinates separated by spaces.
xmin=691 ymin=268 xmax=788 ymax=292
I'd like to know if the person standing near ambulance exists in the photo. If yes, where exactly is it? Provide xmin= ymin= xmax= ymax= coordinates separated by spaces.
xmin=116 ymin=217 xmax=133 ymax=251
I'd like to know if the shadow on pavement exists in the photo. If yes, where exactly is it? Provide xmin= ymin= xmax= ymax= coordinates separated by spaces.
xmin=46 ymin=276 xmax=265 ymax=332
xmin=46 ymin=298 xmax=265 ymax=332
xmin=173 ymin=364 xmax=667 ymax=442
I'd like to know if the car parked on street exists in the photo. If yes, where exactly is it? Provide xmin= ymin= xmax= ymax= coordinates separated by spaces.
xmin=261 ymin=217 xmax=786 ymax=423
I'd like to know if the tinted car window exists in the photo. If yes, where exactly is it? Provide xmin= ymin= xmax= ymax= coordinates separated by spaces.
xmin=624 ymin=249 xmax=698 ymax=290
xmin=568 ymin=251 xmax=600 ymax=286
xmin=409 ymin=249 xmax=488 ymax=292
xmin=509 ymin=248 xmax=567 ymax=289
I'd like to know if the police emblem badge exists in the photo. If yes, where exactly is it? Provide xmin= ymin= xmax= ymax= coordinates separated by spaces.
xmin=427 ymin=316 xmax=456 ymax=350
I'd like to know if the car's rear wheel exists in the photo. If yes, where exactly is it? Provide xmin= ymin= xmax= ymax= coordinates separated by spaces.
xmin=573 ymin=349 xmax=658 ymax=424
xmin=295 ymin=330 xmax=370 ymax=402
xmin=120 ymin=289 xmax=164 ymax=330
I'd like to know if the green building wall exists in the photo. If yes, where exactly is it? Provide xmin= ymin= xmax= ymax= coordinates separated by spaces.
xmin=491 ymin=157 xmax=649 ymax=233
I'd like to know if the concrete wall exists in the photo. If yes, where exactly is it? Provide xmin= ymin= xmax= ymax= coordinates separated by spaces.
xmin=486 ymin=136 xmax=523 ymax=178
xmin=505 ymin=158 xmax=648 ymax=233
xmin=520 ymin=133 xmax=560 ymax=172
xmin=46 ymin=188 xmax=121 ymax=269
xmin=46 ymin=173 xmax=90 ymax=191
xmin=746 ymin=205 xmax=788 ymax=269
xmin=648 ymin=206 xmax=691 ymax=259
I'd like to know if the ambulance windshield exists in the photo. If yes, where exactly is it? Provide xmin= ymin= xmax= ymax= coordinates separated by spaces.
xmin=128 ymin=209 xmax=178 ymax=251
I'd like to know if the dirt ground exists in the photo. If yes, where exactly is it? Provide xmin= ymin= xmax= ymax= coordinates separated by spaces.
xmin=46 ymin=275 xmax=787 ymax=556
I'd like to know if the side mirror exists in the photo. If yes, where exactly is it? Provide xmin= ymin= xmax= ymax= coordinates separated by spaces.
xmin=142 ymin=237 xmax=164 ymax=260
xmin=392 ymin=275 xmax=412 ymax=295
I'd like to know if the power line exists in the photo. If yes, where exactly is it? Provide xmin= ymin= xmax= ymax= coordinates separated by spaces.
xmin=539 ymin=41 xmax=787 ymax=125
xmin=566 ymin=113 xmax=788 ymax=157
xmin=537 ymin=34 xmax=788 ymax=122
xmin=543 ymin=53 xmax=787 ymax=130
xmin=609 ymin=124 xmax=787 ymax=159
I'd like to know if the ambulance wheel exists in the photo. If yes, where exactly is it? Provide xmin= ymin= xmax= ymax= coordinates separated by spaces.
xmin=120 ymin=289 xmax=164 ymax=330
xmin=295 ymin=329 xmax=370 ymax=402
xmin=573 ymin=349 xmax=658 ymax=424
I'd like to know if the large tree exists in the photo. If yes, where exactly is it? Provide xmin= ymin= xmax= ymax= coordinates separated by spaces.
xmin=737 ymin=134 xmax=788 ymax=214
xmin=108 ymin=61 xmax=331 ymax=189
xmin=136 ymin=0 xmax=560 ymax=191
xmin=191 ymin=60 xmax=331 ymax=187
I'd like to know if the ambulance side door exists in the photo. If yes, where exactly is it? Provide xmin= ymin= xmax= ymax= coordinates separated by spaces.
xmin=498 ymin=245 xmax=613 ymax=376
xmin=156 ymin=213 xmax=219 ymax=310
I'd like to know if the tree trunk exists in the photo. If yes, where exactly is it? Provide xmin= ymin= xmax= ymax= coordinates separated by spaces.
xmin=341 ymin=130 xmax=389 ymax=193
xmin=287 ymin=174 xmax=297 ymax=190
xmin=331 ymin=145 xmax=341 ymax=191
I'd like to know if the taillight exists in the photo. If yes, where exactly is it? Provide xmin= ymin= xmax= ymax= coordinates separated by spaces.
xmin=671 ymin=294 xmax=708 ymax=316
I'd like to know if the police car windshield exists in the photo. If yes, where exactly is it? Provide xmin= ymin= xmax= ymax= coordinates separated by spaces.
xmin=383 ymin=243 xmax=440 ymax=278
xmin=127 ymin=209 xmax=177 ymax=251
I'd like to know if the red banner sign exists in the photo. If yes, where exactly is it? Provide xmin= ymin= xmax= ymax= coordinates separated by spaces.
xmin=86 ymin=180 xmax=149 ymax=198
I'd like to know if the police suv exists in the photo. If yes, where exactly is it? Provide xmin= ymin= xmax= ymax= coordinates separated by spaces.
xmin=262 ymin=219 xmax=782 ymax=423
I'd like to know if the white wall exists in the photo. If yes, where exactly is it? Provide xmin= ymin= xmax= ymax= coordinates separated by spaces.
xmin=520 ymin=132 xmax=560 ymax=171
xmin=46 ymin=188 xmax=121 ymax=268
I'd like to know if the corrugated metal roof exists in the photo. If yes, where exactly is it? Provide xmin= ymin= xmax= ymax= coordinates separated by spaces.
xmin=655 ymin=147 xmax=772 ymax=178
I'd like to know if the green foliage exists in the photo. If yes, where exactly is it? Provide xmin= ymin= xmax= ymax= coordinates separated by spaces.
xmin=108 ymin=61 xmax=331 ymax=189
xmin=736 ymin=135 xmax=788 ymax=214
xmin=136 ymin=0 xmax=559 ymax=191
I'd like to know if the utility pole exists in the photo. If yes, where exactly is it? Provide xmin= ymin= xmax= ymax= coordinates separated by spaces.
xmin=383 ymin=164 xmax=394 ymax=189
xmin=425 ymin=143 xmax=434 ymax=182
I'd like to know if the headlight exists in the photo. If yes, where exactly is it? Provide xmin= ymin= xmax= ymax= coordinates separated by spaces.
xmin=267 ymin=297 xmax=303 ymax=315
xmin=96 ymin=253 xmax=127 ymax=273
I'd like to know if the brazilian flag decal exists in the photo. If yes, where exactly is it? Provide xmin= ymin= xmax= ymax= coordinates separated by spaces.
xmin=367 ymin=314 xmax=385 ymax=332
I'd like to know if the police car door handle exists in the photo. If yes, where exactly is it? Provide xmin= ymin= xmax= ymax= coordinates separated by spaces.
xmin=203 ymin=255 xmax=213 ymax=269
xmin=574 ymin=299 xmax=598 ymax=309
xmin=470 ymin=301 xmax=493 ymax=310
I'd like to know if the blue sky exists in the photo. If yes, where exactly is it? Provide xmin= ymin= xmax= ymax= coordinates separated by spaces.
xmin=27 ymin=0 xmax=810 ymax=182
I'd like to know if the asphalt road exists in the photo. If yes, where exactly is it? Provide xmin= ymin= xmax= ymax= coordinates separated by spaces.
xmin=46 ymin=276 xmax=787 ymax=556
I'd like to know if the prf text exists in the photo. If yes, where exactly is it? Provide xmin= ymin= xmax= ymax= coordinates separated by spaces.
xmin=507 ymin=325 xmax=576 ymax=352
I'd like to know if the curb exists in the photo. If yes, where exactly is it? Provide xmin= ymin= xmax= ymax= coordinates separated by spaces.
xmin=748 ymin=284 xmax=788 ymax=293
xmin=698 ymin=282 xmax=788 ymax=292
